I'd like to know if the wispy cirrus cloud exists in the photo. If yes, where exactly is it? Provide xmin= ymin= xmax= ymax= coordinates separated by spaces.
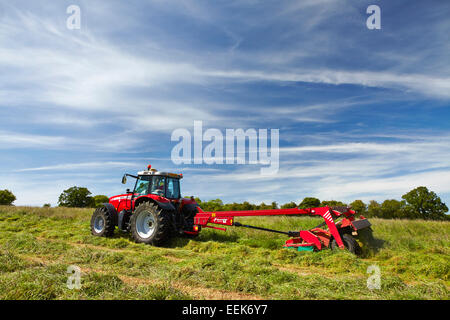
xmin=14 ymin=161 xmax=139 ymax=172
xmin=0 ymin=130 xmax=145 ymax=152
xmin=0 ymin=0 xmax=449 ymax=207
xmin=0 ymin=131 xmax=67 ymax=148
xmin=183 ymin=132 xmax=450 ymax=204
xmin=202 ymin=69 xmax=450 ymax=99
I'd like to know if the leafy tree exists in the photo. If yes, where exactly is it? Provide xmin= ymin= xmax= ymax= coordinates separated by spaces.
xmin=241 ymin=201 xmax=255 ymax=210
xmin=223 ymin=202 xmax=238 ymax=211
xmin=350 ymin=200 xmax=367 ymax=215
xmin=0 ymin=189 xmax=16 ymax=205
xmin=58 ymin=187 xmax=93 ymax=208
xmin=367 ymin=200 xmax=382 ymax=218
xmin=92 ymin=195 xmax=109 ymax=208
xmin=320 ymin=200 xmax=346 ymax=207
xmin=257 ymin=202 xmax=272 ymax=210
xmin=200 ymin=199 xmax=224 ymax=212
xmin=299 ymin=197 xmax=321 ymax=209
xmin=380 ymin=199 xmax=406 ymax=219
xmin=402 ymin=187 xmax=448 ymax=220
xmin=43 ymin=203 xmax=51 ymax=208
xmin=281 ymin=201 xmax=297 ymax=209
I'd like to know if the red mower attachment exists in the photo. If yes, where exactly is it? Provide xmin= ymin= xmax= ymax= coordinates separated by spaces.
xmin=193 ymin=206 xmax=372 ymax=254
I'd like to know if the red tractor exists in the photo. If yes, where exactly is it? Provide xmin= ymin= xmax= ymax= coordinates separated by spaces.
xmin=90 ymin=165 xmax=373 ymax=254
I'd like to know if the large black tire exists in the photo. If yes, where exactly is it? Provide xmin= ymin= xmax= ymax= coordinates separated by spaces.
xmin=331 ymin=234 xmax=361 ymax=255
xmin=90 ymin=206 xmax=115 ymax=237
xmin=130 ymin=202 xmax=171 ymax=246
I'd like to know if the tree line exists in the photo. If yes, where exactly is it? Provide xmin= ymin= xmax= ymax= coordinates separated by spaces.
xmin=194 ymin=186 xmax=449 ymax=221
xmin=0 ymin=185 xmax=448 ymax=220
xmin=0 ymin=187 xmax=109 ymax=209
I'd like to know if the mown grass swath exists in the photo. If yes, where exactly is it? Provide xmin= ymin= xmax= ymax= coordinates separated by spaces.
xmin=0 ymin=205 xmax=448 ymax=300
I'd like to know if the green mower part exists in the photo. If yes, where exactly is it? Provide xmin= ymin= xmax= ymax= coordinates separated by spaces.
xmin=286 ymin=246 xmax=314 ymax=252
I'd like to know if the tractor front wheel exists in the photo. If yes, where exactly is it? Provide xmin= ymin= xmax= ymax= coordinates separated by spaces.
xmin=130 ymin=202 xmax=171 ymax=246
xmin=90 ymin=206 xmax=115 ymax=237
xmin=331 ymin=234 xmax=361 ymax=255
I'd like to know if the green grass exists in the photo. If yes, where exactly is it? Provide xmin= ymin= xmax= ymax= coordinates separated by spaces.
xmin=0 ymin=205 xmax=448 ymax=300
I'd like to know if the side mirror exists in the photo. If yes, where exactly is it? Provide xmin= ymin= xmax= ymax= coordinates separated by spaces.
xmin=126 ymin=188 xmax=131 ymax=194
xmin=122 ymin=174 xmax=127 ymax=184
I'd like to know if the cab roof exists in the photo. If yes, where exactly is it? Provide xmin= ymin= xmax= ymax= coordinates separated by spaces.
xmin=137 ymin=169 xmax=182 ymax=179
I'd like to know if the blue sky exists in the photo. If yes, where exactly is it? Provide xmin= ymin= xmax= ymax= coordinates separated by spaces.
xmin=1 ymin=0 xmax=449 ymax=208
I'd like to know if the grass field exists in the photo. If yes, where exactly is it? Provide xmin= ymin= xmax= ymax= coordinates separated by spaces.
xmin=0 ymin=205 xmax=448 ymax=300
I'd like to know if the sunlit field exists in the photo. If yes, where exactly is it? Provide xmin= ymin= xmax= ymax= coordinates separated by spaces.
xmin=0 ymin=206 xmax=448 ymax=300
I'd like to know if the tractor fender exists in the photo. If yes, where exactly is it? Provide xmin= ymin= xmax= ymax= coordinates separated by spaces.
xmin=117 ymin=210 xmax=131 ymax=231
xmin=134 ymin=196 xmax=176 ymax=212
xmin=102 ymin=203 xmax=118 ymax=226
xmin=155 ymin=200 xmax=176 ymax=212
xmin=181 ymin=203 xmax=199 ymax=215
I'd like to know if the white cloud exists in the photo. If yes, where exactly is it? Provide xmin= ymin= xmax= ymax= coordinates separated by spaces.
xmin=0 ymin=129 xmax=146 ymax=153
xmin=0 ymin=131 xmax=67 ymax=148
xmin=14 ymin=161 xmax=139 ymax=172
xmin=1 ymin=1 xmax=449 ymax=208
xmin=183 ymin=133 xmax=450 ymax=204
xmin=202 ymin=69 xmax=450 ymax=99
xmin=314 ymin=170 xmax=450 ymax=202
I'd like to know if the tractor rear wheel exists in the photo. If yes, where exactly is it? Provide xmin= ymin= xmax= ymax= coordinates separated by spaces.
xmin=130 ymin=202 xmax=171 ymax=246
xmin=183 ymin=206 xmax=200 ymax=238
xmin=90 ymin=206 xmax=115 ymax=237
xmin=331 ymin=234 xmax=361 ymax=255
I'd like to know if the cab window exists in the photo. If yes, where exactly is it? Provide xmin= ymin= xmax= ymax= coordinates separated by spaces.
xmin=150 ymin=176 xmax=165 ymax=197
xmin=134 ymin=177 xmax=150 ymax=195
xmin=166 ymin=177 xmax=180 ymax=199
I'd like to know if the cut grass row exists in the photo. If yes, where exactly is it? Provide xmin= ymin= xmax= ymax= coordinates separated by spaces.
xmin=0 ymin=206 xmax=448 ymax=299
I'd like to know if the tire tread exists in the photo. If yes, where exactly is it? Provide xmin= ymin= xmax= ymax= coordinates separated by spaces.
xmin=130 ymin=202 xmax=171 ymax=246
xmin=90 ymin=206 xmax=115 ymax=237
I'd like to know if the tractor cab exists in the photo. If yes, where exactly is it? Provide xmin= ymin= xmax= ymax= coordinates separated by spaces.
xmin=120 ymin=165 xmax=183 ymax=201
xmin=131 ymin=168 xmax=182 ymax=200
